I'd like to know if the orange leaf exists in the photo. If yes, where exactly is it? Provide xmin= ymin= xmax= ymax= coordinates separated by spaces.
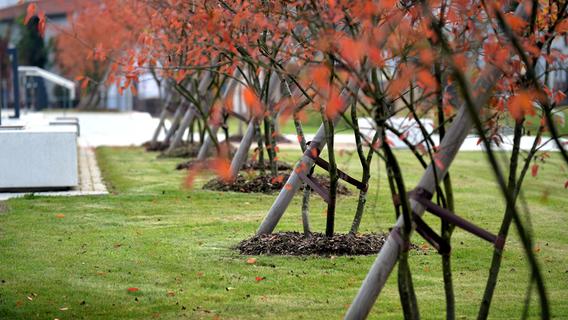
xmin=255 ymin=276 xmax=265 ymax=282
xmin=24 ymin=3 xmax=36 ymax=25
xmin=554 ymin=91 xmax=566 ymax=105
xmin=325 ymin=88 xmax=344 ymax=120
xmin=37 ymin=11 xmax=46 ymax=37
xmin=211 ymin=158 xmax=233 ymax=182
xmin=55 ymin=213 xmax=65 ymax=218
xmin=243 ymin=87 xmax=264 ymax=119
xmin=416 ymin=69 xmax=438 ymax=92
xmin=556 ymin=19 xmax=568 ymax=33
xmin=312 ymin=65 xmax=331 ymax=91
xmin=531 ymin=164 xmax=539 ymax=177
xmin=505 ymin=13 xmax=528 ymax=33
xmin=127 ymin=287 xmax=139 ymax=292
xmin=246 ymin=257 xmax=257 ymax=264
xmin=508 ymin=91 xmax=536 ymax=121
xmin=337 ymin=37 xmax=364 ymax=67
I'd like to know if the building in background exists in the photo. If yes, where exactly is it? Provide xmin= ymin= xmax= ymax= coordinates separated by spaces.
xmin=0 ymin=0 xmax=160 ymax=113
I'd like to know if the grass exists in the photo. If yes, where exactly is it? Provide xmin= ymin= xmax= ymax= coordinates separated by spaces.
xmin=0 ymin=147 xmax=567 ymax=319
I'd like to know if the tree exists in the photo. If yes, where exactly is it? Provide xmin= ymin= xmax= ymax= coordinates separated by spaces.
xmin=30 ymin=0 xmax=568 ymax=318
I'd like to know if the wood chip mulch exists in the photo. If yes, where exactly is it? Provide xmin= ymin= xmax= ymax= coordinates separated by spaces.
xmin=202 ymin=173 xmax=352 ymax=195
xmin=236 ymin=231 xmax=411 ymax=256
xmin=176 ymin=160 xmax=293 ymax=171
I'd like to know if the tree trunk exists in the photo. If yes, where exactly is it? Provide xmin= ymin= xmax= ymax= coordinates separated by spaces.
xmin=163 ymin=103 xmax=186 ymax=144
xmin=229 ymin=120 xmax=256 ymax=178
xmin=166 ymin=107 xmax=196 ymax=153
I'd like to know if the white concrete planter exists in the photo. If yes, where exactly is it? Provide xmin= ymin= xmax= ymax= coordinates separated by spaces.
xmin=0 ymin=125 xmax=78 ymax=190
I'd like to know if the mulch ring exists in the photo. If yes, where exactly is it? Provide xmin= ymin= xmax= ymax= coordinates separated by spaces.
xmin=236 ymin=231 xmax=419 ymax=256
xmin=158 ymin=142 xmax=236 ymax=159
xmin=176 ymin=160 xmax=293 ymax=171
xmin=142 ymin=141 xmax=169 ymax=152
xmin=202 ymin=173 xmax=352 ymax=195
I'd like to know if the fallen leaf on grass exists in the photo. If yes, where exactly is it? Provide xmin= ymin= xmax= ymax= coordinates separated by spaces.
xmin=166 ymin=290 xmax=175 ymax=297
xmin=255 ymin=276 xmax=265 ymax=282
xmin=127 ymin=287 xmax=140 ymax=292
xmin=59 ymin=307 xmax=68 ymax=311
xmin=246 ymin=258 xmax=257 ymax=265
xmin=55 ymin=214 xmax=65 ymax=219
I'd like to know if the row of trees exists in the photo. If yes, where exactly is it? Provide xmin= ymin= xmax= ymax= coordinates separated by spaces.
xmin=29 ymin=0 xmax=568 ymax=318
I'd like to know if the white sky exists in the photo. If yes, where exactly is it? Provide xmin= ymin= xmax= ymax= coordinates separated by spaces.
xmin=0 ymin=0 xmax=19 ymax=10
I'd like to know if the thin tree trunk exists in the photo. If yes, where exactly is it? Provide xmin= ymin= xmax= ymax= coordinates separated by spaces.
xmin=383 ymin=129 xmax=420 ymax=320
xmin=294 ymin=112 xmax=312 ymax=236
xmin=163 ymin=103 xmax=185 ymax=144
xmin=151 ymin=97 xmax=170 ymax=146
xmin=166 ymin=107 xmax=196 ymax=153
xmin=323 ymin=117 xmax=338 ymax=237
xmin=197 ymin=125 xmax=219 ymax=160
xmin=436 ymin=60 xmax=456 ymax=320
xmin=230 ymin=120 xmax=256 ymax=178
xmin=349 ymin=102 xmax=380 ymax=234
xmin=477 ymin=120 xmax=536 ymax=319
xmin=255 ymin=121 xmax=266 ymax=176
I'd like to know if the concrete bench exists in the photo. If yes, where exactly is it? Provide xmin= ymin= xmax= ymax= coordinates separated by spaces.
xmin=0 ymin=125 xmax=78 ymax=190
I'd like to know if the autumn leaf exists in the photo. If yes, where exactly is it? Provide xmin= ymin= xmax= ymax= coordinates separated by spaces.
xmin=24 ymin=3 xmax=36 ymax=25
xmin=127 ymin=287 xmax=140 ymax=292
xmin=336 ymin=37 xmax=365 ymax=67
xmin=55 ymin=213 xmax=65 ymax=219
xmin=531 ymin=164 xmax=539 ymax=177
xmin=416 ymin=69 xmax=438 ymax=92
xmin=243 ymin=87 xmax=264 ymax=119
xmin=37 ymin=11 xmax=46 ymax=37
xmin=210 ymin=158 xmax=233 ymax=182
xmin=271 ymin=175 xmax=284 ymax=184
xmin=246 ymin=257 xmax=257 ymax=264
xmin=556 ymin=19 xmax=568 ymax=33
xmin=325 ymin=88 xmax=344 ymax=120
xmin=81 ymin=78 xmax=89 ymax=90
xmin=255 ymin=276 xmax=265 ymax=282
xmin=504 ymin=13 xmax=528 ymax=33
xmin=508 ymin=91 xmax=536 ymax=121
xmin=554 ymin=91 xmax=566 ymax=105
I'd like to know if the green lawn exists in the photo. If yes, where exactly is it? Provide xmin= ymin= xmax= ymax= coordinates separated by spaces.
xmin=0 ymin=147 xmax=566 ymax=319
